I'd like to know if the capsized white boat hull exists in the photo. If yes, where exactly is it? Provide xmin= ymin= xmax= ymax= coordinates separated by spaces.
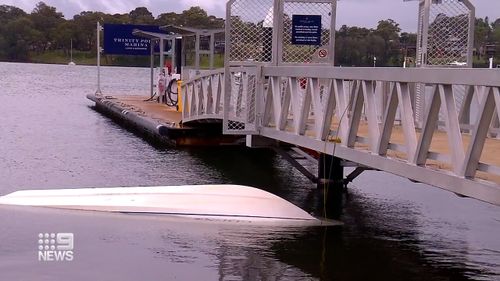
xmin=0 ymin=185 xmax=321 ymax=223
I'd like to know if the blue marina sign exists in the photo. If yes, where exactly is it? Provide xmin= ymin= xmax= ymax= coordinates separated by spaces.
xmin=103 ymin=24 xmax=163 ymax=56
xmin=291 ymin=15 xmax=322 ymax=46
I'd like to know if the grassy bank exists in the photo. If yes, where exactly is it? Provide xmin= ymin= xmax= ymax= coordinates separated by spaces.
xmin=27 ymin=50 xmax=225 ymax=68
xmin=29 ymin=50 xmax=155 ymax=67
xmin=30 ymin=50 xmax=97 ymax=65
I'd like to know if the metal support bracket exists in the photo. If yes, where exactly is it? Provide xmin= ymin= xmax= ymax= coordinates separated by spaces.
xmin=344 ymin=167 xmax=372 ymax=185
xmin=273 ymin=147 xmax=318 ymax=183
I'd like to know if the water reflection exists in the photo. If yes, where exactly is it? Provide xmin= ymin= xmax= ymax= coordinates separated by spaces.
xmin=0 ymin=62 xmax=499 ymax=280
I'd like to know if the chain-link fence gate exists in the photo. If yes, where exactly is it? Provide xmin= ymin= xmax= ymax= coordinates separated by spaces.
xmin=224 ymin=0 xmax=337 ymax=134
xmin=417 ymin=0 xmax=474 ymax=67
xmin=414 ymin=0 xmax=475 ymax=129
xmin=224 ymin=0 xmax=274 ymax=134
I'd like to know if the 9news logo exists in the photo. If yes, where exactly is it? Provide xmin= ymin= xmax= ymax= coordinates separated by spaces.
xmin=37 ymin=233 xmax=74 ymax=262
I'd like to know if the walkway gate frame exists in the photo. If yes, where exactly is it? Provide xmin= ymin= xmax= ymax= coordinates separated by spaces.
xmin=416 ymin=0 xmax=475 ymax=68
xmin=414 ymin=0 xmax=476 ymax=129
xmin=224 ymin=0 xmax=337 ymax=134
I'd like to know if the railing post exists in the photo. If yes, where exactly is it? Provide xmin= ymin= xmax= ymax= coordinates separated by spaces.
xmin=256 ymin=65 xmax=264 ymax=133
xmin=460 ymin=87 xmax=497 ymax=178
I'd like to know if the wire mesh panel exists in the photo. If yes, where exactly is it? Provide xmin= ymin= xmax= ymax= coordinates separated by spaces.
xmin=414 ymin=0 xmax=474 ymax=128
xmin=437 ymin=0 xmax=472 ymax=128
xmin=418 ymin=0 xmax=474 ymax=67
xmin=281 ymin=0 xmax=335 ymax=64
xmin=428 ymin=1 xmax=472 ymax=66
xmin=224 ymin=0 xmax=336 ymax=134
xmin=227 ymin=0 xmax=275 ymax=63
xmin=416 ymin=2 xmax=426 ymax=67
xmin=224 ymin=0 xmax=273 ymax=134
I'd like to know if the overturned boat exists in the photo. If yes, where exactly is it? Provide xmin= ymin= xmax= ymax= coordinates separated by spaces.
xmin=0 ymin=185 xmax=327 ymax=225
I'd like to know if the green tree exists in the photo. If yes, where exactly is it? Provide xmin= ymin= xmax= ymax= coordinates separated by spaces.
xmin=29 ymin=2 xmax=64 ymax=52
xmin=0 ymin=5 xmax=27 ymax=26
xmin=336 ymin=25 xmax=372 ymax=66
xmin=156 ymin=12 xmax=182 ymax=26
xmin=475 ymin=17 xmax=491 ymax=58
xmin=375 ymin=19 xmax=401 ymax=65
xmin=3 ymin=17 xmax=40 ymax=60
xmin=177 ymin=6 xmax=223 ymax=28
xmin=365 ymin=34 xmax=385 ymax=65
xmin=400 ymin=32 xmax=417 ymax=63
xmin=492 ymin=19 xmax=500 ymax=60
xmin=73 ymin=11 xmax=107 ymax=51
xmin=181 ymin=6 xmax=208 ymax=27
xmin=53 ymin=20 xmax=77 ymax=52
xmin=129 ymin=7 xmax=154 ymax=24
xmin=493 ymin=18 xmax=500 ymax=28
xmin=0 ymin=5 xmax=27 ymax=59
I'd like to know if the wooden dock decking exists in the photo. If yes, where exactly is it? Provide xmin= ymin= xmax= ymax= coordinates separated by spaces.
xmin=87 ymin=94 xmax=241 ymax=146
xmin=102 ymin=95 xmax=182 ymax=127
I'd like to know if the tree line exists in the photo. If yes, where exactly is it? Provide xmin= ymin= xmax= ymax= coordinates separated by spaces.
xmin=336 ymin=17 xmax=500 ymax=67
xmin=0 ymin=2 xmax=224 ymax=62
xmin=335 ymin=19 xmax=417 ymax=67
xmin=0 ymin=2 xmax=499 ymax=67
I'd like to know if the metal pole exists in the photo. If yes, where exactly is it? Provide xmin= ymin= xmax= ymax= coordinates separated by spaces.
xmin=160 ymin=38 xmax=164 ymax=72
xmin=195 ymin=33 xmax=200 ymax=69
xmin=96 ymin=22 xmax=102 ymax=94
xmin=414 ymin=0 xmax=431 ymax=129
xmin=275 ymin=0 xmax=284 ymax=66
xmin=420 ymin=0 xmax=431 ymax=67
xmin=209 ymin=32 xmax=215 ymax=69
xmin=489 ymin=58 xmax=494 ymax=69
xmin=150 ymin=39 xmax=154 ymax=98
xmin=330 ymin=0 xmax=337 ymax=65
xmin=464 ymin=0 xmax=475 ymax=68
xmin=271 ymin=1 xmax=279 ymax=65
xmin=171 ymin=38 xmax=176 ymax=74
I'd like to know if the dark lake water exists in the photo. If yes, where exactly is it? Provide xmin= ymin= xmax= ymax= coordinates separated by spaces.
xmin=0 ymin=62 xmax=499 ymax=280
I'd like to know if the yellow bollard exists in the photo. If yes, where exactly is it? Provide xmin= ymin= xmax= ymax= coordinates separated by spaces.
xmin=177 ymin=80 xmax=182 ymax=113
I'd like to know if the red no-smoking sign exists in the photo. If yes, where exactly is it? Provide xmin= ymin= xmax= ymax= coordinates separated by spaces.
xmin=318 ymin=49 xmax=328 ymax=58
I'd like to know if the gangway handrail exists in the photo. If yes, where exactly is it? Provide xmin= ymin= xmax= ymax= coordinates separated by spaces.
xmin=220 ymin=64 xmax=500 ymax=205
xmin=262 ymin=66 xmax=500 ymax=87
xmin=181 ymin=68 xmax=226 ymax=123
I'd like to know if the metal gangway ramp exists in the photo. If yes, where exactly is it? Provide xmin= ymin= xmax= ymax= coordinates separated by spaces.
xmin=180 ymin=0 xmax=500 ymax=206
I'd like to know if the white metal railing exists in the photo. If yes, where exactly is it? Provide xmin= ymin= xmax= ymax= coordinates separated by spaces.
xmin=181 ymin=68 xmax=225 ymax=123
xmin=181 ymin=65 xmax=500 ymax=205
xmin=231 ymin=66 xmax=500 ymax=205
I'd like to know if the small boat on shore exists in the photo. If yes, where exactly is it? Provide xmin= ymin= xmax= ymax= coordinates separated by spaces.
xmin=0 ymin=185 xmax=330 ymax=225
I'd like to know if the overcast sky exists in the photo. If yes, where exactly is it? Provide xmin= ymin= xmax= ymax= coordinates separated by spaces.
xmin=1 ymin=0 xmax=500 ymax=32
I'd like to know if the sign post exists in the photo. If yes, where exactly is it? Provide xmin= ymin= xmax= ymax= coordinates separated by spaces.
xmin=96 ymin=22 xmax=103 ymax=95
